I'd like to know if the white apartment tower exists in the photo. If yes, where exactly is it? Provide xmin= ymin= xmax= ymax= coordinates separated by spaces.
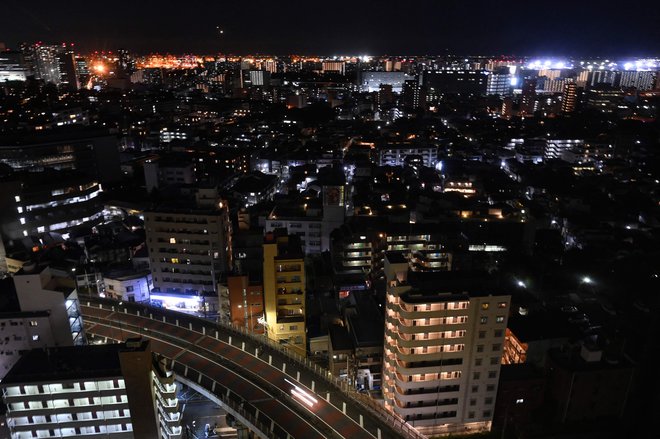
xmin=144 ymin=188 xmax=231 ymax=313
xmin=382 ymin=253 xmax=510 ymax=436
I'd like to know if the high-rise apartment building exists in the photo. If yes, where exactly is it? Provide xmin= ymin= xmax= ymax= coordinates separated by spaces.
xmin=519 ymin=78 xmax=537 ymax=116
xmin=382 ymin=253 xmax=510 ymax=436
xmin=561 ymin=82 xmax=578 ymax=113
xmin=144 ymin=188 xmax=231 ymax=313
xmin=262 ymin=231 xmax=306 ymax=356
xmin=0 ymin=339 xmax=181 ymax=439
xmin=322 ymin=61 xmax=345 ymax=75
xmin=402 ymin=79 xmax=426 ymax=109
xmin=20 ymin=43 xmax=79 ymax=90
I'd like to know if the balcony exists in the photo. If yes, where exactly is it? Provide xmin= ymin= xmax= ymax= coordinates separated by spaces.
xmin=276 ymin=315 xmax=304 ymax=324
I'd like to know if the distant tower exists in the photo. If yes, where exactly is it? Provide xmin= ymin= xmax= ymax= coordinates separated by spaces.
xmin=519 ymin=78 xmax=537 ymax=116
xmin=561 ymin=82 xmax=578 ymax=113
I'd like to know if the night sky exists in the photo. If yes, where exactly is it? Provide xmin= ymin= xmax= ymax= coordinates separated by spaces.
xmin=2 ymin=0 xmax=660 ymax=55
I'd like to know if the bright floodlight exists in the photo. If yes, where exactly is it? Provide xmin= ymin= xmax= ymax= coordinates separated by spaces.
xmin=517 ymin=280 xmax=526 ymax=288
xmin=582 ymin=276 xmax=593 ymax=284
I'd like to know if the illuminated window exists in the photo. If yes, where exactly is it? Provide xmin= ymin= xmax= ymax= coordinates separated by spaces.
xmin=496 ymin=316 xmax=505 ymax=323
xmin=481 ymin=303 xmax=490 ymax=310
xmin=171 ymin=258 xmax=179 ymax=264
xmin=498 ymin=302 xmax=507 ymax=308
xmin=169 ymin=238 xmax=176 ymax=244
xmin=32 ymin=335 xmax=40 ymax=341
xmin=480 ymin=317 xmax=488 ymax=324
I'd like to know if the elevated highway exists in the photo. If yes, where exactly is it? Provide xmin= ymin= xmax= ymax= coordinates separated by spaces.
xmin=80 ymin=297 xmax=425 ymax=439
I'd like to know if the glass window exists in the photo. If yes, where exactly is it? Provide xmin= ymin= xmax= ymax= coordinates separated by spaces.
xmin=481 ymin=303 xmax=490 ymax=310
xmin=496 ymin=316 xmax=505 ymax=323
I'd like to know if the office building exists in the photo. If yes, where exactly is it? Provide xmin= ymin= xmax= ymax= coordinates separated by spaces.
xmin=486 ymin=67 xmax=512 ymax=97
xmin=21 ymin=43 xmax=79 ymax=90
xmin=144 ymin=188 xmax=232 ymax=313
xmin=0 ymin=170 xmax=104 ymax=242
xmin=0 ymin=50 xmax=29 ymax=82
xmin=382 ymin=253 xmax=510 ymax=435
xmin=0 ymin=130 xmax=120 ymax=183
xmin=0 ymin=339 xmax=182 ymax=439
xmin=262 ymin=231 xmax=306 ymax=356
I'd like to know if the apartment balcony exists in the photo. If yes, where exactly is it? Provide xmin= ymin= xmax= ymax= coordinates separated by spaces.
xmin=276 ymin=314 xmax=305 ymax=324
xmin=394 ymin=384 xmax=460 ymax=397
xmin=393 ymin=397 xmax=459 ymax=409
xmin=394 ymin=345 xmax=465 ymax=362
xmin=3 ymin=388 xmax=125 ymax=402
xmin=276 ymin=264 xmax=302 ymax=273
xmin=393 ymin=372 xmax=462 ymax=391
xmin=277 ymin=288 xmax=304 ymax=296
xmin=395 ymin=357 xmax=463 ymax=376
xmin=9 ymin=415 xmax=131 ymax=432
xmin=6 ymin=401 xmax=130 ymax=417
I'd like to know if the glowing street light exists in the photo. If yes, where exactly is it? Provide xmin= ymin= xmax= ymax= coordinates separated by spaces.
xmin=581 ymin=276 xmax=593 ymax=284
xmin=516 ymin=280 xmax=526 ymax=288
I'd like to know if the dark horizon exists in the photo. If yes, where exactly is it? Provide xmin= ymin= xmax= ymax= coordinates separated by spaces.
xmin=2 ymin=0 xmax=660 ymax=57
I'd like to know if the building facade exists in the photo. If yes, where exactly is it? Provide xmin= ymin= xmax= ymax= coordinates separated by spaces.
xmin=262 ymin=233 xmax=306 ymax=356
xmin=382 ymin=254 xmax=510 ymax=436
xmin=145 ymin=195 xmax=231 ymax=314
xmin=0 ymin=339 xmax=181 ymax=439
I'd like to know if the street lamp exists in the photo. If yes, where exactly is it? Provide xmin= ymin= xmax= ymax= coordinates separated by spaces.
xmin=516 ymin=280 xmax=526 ymax=288
xmin=581 ymin=276 xmax=593 ymax=285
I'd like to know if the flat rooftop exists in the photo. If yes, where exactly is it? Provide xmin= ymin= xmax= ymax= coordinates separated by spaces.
xmin=0 ymin=341 xmax=148 ymax=385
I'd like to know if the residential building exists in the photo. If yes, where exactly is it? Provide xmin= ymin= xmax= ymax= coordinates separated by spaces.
xmin=262 ymin=232 xmax=306 ymax=356
xmin=144 ymin=188 xmax=231 ymax=313
xmin=382 ymin=253 xmax=510 ymax=435
xmin=561 ymin=82 xmax=578 ymax=113
xmin=0 ymin=265 xmax=84 ymax=379
xmin=0 ymin=339 xmax=181 ymax=439
xmin=377 ymin=142 xmax=438 ymax=168
xmin=227 ymin=274 xmax=264 ymax=333
xmin=102 ymin=270 xmax=152 ymax=303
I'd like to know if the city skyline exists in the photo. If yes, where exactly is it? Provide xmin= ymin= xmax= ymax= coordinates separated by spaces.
xmin=2 ymin=0 xmax=660 ymax=55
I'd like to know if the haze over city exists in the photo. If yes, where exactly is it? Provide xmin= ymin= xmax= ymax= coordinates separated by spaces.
xmin=0 ymin=3 xmax=659 ymax=439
